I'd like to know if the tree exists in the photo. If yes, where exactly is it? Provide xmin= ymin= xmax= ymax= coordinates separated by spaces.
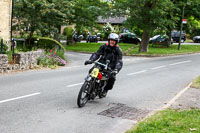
xmin=114 ymin=0 xmax=175 ymax=52
xmin=72 ymin=0 xmax=109 ymax=33
xmin=13 ymin=0 xmax=74 ymax=44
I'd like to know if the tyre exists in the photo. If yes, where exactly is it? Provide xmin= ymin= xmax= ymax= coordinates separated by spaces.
xmin=98 ymin=81 xmax=108 ymax=98
xmin=77 ymin=81 xmax=91 ymax=107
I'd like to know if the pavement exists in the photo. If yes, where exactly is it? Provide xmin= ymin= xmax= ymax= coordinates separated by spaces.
xmin=171 ymin=86 xmax=200 ymax=109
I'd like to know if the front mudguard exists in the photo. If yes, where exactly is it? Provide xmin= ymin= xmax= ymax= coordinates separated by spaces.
xmin=85 ymin=75 xmax=92 ymax=82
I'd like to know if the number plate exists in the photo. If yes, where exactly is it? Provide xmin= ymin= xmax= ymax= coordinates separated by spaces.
xmin=91 ymin=68 xmax=99 ymax=78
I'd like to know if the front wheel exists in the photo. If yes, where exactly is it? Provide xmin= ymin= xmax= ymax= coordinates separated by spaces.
xmin=77 ymin=81 xmax=91 ymax=107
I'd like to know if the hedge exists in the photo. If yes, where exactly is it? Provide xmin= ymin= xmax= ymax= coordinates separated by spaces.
xmin=37 ymin=37 xmax=65 ymax=51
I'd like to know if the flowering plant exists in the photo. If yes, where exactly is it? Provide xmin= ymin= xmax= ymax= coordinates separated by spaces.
xmin=38 ymin=49 xmax=66 ymax=68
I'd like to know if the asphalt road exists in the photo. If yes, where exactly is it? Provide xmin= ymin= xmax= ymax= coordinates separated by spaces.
xmin=0 ymin=52 xmax=200 ymax=133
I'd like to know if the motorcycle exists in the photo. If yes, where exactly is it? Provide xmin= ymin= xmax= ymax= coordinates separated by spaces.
xmin=86 ymin=32 xmax=99 ymax=43
xmin=72 ymin=31 xmax=84 ymax=42
xmin=77 ymin=60 xmax=113 ymax=108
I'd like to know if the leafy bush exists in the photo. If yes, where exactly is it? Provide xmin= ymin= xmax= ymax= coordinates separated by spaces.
xmin=0 ymin=38 xmax=8 ymax=54
xmin=6 ymin=50 xmax=13 ymax=63
xmin=37 ymin=37 xmax=65 ymax=51
xmin=63 ymin=26 xmax=73 ymax=41
xmin=38 ymin=49 xmax=66 ymax=68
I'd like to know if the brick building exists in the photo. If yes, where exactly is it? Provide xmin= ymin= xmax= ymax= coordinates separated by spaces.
xmin=0 ymin=0 xmax=12 ymax=45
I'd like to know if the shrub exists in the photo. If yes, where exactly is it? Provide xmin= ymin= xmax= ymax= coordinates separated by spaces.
xmin=0 ymin=38 xmax=8 ymax=54
xmin=63 ymin=26 xmax=73 ymax=41
xmin=37 ymin=37 xmax=65 ymax=51
xmin=38 ymin=49 xmax=66 ymax=68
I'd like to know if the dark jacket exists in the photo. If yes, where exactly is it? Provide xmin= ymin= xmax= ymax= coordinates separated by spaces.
xmin=89 ymin=43 xmax=123 ymax=72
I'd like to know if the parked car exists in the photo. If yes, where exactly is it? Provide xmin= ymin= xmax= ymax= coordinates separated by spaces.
xmin=171 ymin=31 xmax=186 ymax=43
xmin=151 ymin=35 xmax=173 ymax=47
xmin=119 ymin=33 xmax=141 ymax=44
xmin=193 ymin=36 xmax=200 ymax=43
xmin=149 ymin=35 xmax=160 ymax=44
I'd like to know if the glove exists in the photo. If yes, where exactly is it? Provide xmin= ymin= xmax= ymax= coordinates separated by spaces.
xmin=84 ymin=60 xmax=93 ymax=65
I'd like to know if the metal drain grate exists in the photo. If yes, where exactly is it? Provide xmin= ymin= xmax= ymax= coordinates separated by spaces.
xmin=98 ymin=103 xmax=151 ymax=120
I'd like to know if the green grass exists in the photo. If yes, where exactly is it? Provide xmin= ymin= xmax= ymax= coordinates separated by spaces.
xmin=191 ymin=76 xmax=200 ymax=89
xmin=65 ymin=43 xmax=134 ymax=53
xmin=185 ymin=39 xmax=193 ymax=43
xmin=65 ymin=43 xmax=200 ymax=56
xmin=126 ymin=109 xmax=200 ymax=133
xmin=129 ymin=44 xmax=200 ymax=56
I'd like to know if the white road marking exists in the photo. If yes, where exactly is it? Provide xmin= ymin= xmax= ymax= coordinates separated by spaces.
xmin=0 ymin=92 xmax=41 ymax=104
xmin=151 ymin=66 xmax=166 ymax=70
xmin=162 ymin=82 xmax=193 ymax=109
xmin=169 ymin=60 xmax=192 ymax=66
xmin=67 ymin=82 xmax=83 ymax=88
xmin=127 ymin=70 xmax=147 ymax=76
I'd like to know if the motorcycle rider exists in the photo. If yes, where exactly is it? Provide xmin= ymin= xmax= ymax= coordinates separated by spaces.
xmin=84 ymin=33 xmax=123 ymax=96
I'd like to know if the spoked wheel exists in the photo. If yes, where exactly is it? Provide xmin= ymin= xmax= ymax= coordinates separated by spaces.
xmin=98 ymin=81 xmax=108 ymax=98
xmin=77 ymin=81 xmax=91 ymax=108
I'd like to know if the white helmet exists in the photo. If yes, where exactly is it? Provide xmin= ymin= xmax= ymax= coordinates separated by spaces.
xmin=108 ymin=33 xmax=119 ymax=43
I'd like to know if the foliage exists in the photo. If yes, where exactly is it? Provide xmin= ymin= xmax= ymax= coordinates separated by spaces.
xmin=37 ymin=37 xmax=65 ymax=51
xmin=63 ymin=26 xmax=73 ymax=41
xmin=14 ymin=0 xmax=74 ymax=40
xmin=73 ymin=0 xmax=109 ymax=33
xmin=0 ymin=38 xmax=9 ymax=54
xmin=126 ymin=109 xmax=200 ymax=133
xmin=6 ymin=51 xmax=13 ymax=63
xmin=114 ymin=0 xmax=175 ymax=52
xmin=38 ymin=49 xmax=66 ymax=68
xmin=113 ymin=0 xmax=200 ymax=52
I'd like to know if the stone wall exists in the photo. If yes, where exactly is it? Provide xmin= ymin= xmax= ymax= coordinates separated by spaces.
xmin=0 ymin=54 xmax=9 ymax=73
xmin=0 ymin=0 xmax=12 ymax=44
xmin=0 ymin=50 xmax=44 ymax=73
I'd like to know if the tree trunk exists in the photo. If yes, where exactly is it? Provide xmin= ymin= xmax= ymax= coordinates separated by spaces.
xmin=28 ymin=30 xmax=34 ymax=49
xmin=72 ymin=38 xmax=76 ymax=45
xmin=139 ymin=30 xmax=151 ymax=52
xmin=167 ymin=29 xmax=172 ymax=47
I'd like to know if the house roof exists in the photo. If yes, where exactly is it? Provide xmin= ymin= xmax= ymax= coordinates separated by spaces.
xmin=97 ymin=16 xmax=127 ymax=24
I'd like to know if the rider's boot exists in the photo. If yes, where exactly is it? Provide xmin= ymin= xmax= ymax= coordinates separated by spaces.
xmin=102 ymin=90 xmax=108 ymax=97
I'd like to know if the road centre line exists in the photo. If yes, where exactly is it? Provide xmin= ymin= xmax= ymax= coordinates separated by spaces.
xmin=127 ymin=60 xmax=192 ymax=76
xmin=0 ymin=92 xmax=41 ymax=104
xmin=127 ymin=70 xmax=147 ymax=76
xmin=169 ymin=60 xmax=192 ymax=66
xmin=151 ymin=65 xmax=166 ymax=70
xmin=67 ymin=82 xmax=83 ymax=88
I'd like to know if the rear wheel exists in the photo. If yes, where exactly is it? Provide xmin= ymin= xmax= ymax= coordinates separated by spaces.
xmin=98 ymin=81 xmax=108 ymax=98
xmin=77 ymin=81 xmax=91 ymax=107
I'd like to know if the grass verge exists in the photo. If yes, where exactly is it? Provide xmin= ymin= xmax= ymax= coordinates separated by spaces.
xmin=128 ymin=44 xmax=200 ymax=56
xmin=65 ymin=43 xmax=133 ymax=53
xmin=65 ymin=43 xmax=200 ymax=56
xmin=126 ymin=109 xmax=200 ymax=133
xmin=191 ymin=76 xmax=200 ymax=89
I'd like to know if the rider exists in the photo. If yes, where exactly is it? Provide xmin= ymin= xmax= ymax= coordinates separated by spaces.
xmin=84 ymin=33 xmax=123 ymax=96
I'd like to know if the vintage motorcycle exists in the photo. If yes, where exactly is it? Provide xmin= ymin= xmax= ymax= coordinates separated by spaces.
xmin=72 ymin=31 xmax=84 ymax=42
xmin=77 ymin=60 xmax=113 ymax=108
